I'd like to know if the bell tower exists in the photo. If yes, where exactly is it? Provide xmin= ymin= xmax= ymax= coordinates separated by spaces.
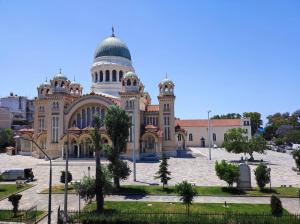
xmin=158 ymin=77 xmax=176 ymax=155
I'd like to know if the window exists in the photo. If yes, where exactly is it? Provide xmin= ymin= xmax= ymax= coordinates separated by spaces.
xmin=189 ymin=133 xmax=193 ymax=141
xmin=128 ymin=116 xmax=133 ymax=142
xmin=213 ymin=133 xmax=216 ymax=142
xmin=164 ymin=116 xmax=170 ymax=140
xmin=38 ymin=117 xmax=45 ymax=132
xmin=127 ymin=79 xmax=131 ymax=86
xmin=105 ymin=70 xmax=110 ymax=82
xmin=95 ymin=72 xmax=98 ymax=82
xmin=51 ymin=116 xmax=59 ymax=143
xmin=133 ymin=79 xmax=137 ymax=86
xmin=82 ymin=109 xmax=86 ymax=128
xmin=100 ymin=71 xmax=103 ymax=82
xmin=112 ymin=70 xmax=117 ymax=82
xmin=178 ymin=134 xmax=182 ymax=141
xmin=119 ymin=71 xmax=123 ymax=81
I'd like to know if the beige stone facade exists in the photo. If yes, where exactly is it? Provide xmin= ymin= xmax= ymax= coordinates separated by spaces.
xmin=17 ymin=31 xmax=251 ymax=160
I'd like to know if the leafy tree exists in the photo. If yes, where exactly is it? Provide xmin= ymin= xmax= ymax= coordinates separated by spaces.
xmin=0 ymin=128 xmax=14 ymax=148
xmin=291 ymin=149 xmax=300 ymax=169
xmin=175 ymin=181 xmax=197 ymax=214
xmin=90 ymin=114 xmax=104 ymax=213
xmin=223 ymin=128 xmax=266 ymax=161
xmin=73 ymin=167 xmax=113 ymax=204
xmin=222 ymin=128 xmax=247 ymax=154
xmin=73 ymin=176 xmax=96 ymax=204
xmin=284 ymin=129 xmax=300 ymax=144
xmin=254 ymin=163 xmax=271 ymax=190
xmin=246 ymin=135 xmax=267 ymax=161
xmin=8 ymin=194 xmax=22 ymax=217
xmin=263 ymin=125 xmax=277 ymax=141
xmin=104 ymin=105 xmax=131 ymax=191
xmin=243 ymin=112 xmax=262 ymax=136
xmin=215 ymin=160 xmax=240 ymax=187
xmin=154 ymin=155 xmax=171 ymax=189
xmin=212 ymin=113 xmax=241 ymax=119
xmin=60 ymin=170 xmax=72 ymax=184
xmin=270 ymin=195 xmax=283 ymax=217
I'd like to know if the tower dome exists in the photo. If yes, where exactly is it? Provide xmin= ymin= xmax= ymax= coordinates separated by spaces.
xmin=94 ymin=33 xmax=131 ymax=61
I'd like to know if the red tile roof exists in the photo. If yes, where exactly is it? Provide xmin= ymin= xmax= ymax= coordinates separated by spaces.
xmin=146 ymin=105 xmax=159 ymax=112
xmin=175 ymin=119 xmax=241 ymax=127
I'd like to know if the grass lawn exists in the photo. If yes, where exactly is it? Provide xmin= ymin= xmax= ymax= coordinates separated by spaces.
xmin=0 ymin=184 xmax=32 ymax=201
xmin=0 ymin=210 xmax=45 ymax=222
xmin=84 ymin=201 xmax=289 ymax=214
xmin=43 ymin=184 xmax=299 ymax=198
xmin=42 ymin=183 xmax=299 ymax=198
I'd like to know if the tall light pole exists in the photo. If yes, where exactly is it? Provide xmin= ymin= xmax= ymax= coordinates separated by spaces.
xmin=14 ymin=136 xmax=52 ymax=224
xmin=63 ymin=131 xmax=70 ymax=223
xmin=207 ymin=110 xmax=212 ymax=160
xmin=129 ymin=97 xmax=136 ymax=181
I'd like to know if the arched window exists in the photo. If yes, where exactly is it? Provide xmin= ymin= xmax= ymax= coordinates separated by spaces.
xmin=95 ymin=72 xmax=98 ymax=82
xmin=61 ymin=81 xmax=65 ymax=87
xmin=189 ymin=133 xmax=193 ymax=141
xmin=112 ymin=70 xmax=117 ymax=82
xmin=46 ymin=89 xmax=50 ymax=94
xmin=55 ymin=81 xmax=58 ymax=87
xmin=133 ymin=79 xmax=137 ymax=86
xmin=100 ymin=71 xmax=103 ymax=82
xmin=178 ymin=134 xmax=182 ymax=141
xmin=40 ymin=89 xmax=43 ymax=94
xmin=119 ymin=71 xmax=123 ymax=81
xmin=127 ymin=79 xmax=131 ymax=86
xmin=105 ymin=70 xmax=110 ymax=82
xmin=70 ymin=88 xmax=73 ymax=93
xmin=213 ymin=133 xmax=216 ymax=142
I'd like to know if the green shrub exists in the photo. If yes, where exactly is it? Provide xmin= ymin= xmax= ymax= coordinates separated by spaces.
xmin=8 ymin=194 xmax=22 ymax=217
xmin=175 ymin=181 xmax=197 ymax=214
xmin=60 ymin=170 xmax=72 ymax=184
xmin=254 ymin=163 xmax=271 ymax=190
xmin=270 ymin=195 xmax=283 ymax=217
xmin=215 ymin=160 xmax=240 ymax=187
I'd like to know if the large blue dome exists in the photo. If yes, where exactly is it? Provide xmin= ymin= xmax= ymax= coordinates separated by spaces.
xmin=94 ymin=35 xmax=131 ymax=60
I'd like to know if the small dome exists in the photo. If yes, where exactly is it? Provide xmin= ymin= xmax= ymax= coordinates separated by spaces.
xmin=70 ymin=80 xmax=81 ymax=85
xmin=160 ymin=78 xmax=174 ymax=86
xmin=124 ymin=71 xmax=139 ymax=79
xmin=94 ymin=35 xmax=131 ymax=60
xmin=53 ymin=73 xmax=68 ymax=80
xmin=38 ymin=81 xmax=50 ymax=88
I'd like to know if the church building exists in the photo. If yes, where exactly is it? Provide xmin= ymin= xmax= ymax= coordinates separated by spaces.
xmin=16 ymin=30 xmax=251 ymax=159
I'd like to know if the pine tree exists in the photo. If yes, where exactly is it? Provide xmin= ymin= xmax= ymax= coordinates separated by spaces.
xmin=154 ymin=155 xmax=171 ymax=189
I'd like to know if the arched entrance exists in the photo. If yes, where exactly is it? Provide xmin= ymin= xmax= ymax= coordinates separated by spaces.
xmin=141 ymin=133 xmax=159 ymax=154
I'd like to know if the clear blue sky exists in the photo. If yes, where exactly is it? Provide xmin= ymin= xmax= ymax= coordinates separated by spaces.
xmin=1 ymin=0 xmax=300 ymax=125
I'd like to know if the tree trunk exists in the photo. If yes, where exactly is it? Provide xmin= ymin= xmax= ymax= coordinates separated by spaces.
xmin=95 ymin=149 xmax=104 ymax=213
xmin=162 ymin=182 xmax=165 ymax=190
xmin=113 ymin=175 xmax=120 ymax=191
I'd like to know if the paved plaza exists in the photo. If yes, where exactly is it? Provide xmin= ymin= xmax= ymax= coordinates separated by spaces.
xmin=0 ymin=148 xmax=300 ymax=223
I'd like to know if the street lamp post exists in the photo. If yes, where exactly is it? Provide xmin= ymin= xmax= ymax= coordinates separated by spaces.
xmin=63 ymin=131 xmax=70 ymax=223
xmin=14 ymin=136 xmax=52 ymax=224
xmin=208 ymin=110 xmax=212 ymax=160
xmin=129 ymin=97 xmax=136 ymax=181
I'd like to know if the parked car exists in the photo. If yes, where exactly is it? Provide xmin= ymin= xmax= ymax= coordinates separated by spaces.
xmin=0 ymin=168 xmax=34 ymax=181
xmin=276 ymin=146 xmax=286 ymax=153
